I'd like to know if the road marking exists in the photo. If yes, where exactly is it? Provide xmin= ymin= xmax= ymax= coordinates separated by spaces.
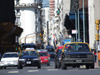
xmin=8 ymin=71 xmax=19 ymax=73
xmin=47 ymin=69 xmax=58 ymax=71
xmin=28 ymin=70 xmax=39 ymax=72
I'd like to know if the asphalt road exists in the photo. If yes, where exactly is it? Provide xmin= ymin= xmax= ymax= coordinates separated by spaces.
xmin=0 ymin=60 xmax=100 ymax=75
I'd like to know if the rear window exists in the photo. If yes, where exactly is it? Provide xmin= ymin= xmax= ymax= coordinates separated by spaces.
xmin=39 ymin=53 xmax=47 ymax=56
xmin=21 ymin=51 xmax=38 ymax=56
xmin=64 ymin=43 xmax=90 ymax=52
xmin=3 ymin=53 xmax=18 ymax=58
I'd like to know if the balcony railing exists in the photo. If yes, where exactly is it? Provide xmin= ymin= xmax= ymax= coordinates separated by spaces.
xmin=15 ymin=3 xmax=42 ymax=8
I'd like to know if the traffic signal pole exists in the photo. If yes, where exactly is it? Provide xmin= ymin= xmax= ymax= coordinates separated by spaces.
xmin=95 ymin=20 xmax=100 ymax=67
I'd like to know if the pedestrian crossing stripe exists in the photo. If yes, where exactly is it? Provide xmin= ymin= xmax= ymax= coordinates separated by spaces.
xmin=8 ymin=71 xmax=19 ymax=73
xmin=28 ymin=70 xmax=39 ymax=72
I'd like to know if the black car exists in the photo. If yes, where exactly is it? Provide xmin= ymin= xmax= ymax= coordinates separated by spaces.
xmin=60 ymin=42 xmax=94 ymax=69
xmin=46 ymin=45 xmax=55 ymax=58
xmin=18 ymin=49 xmax=41 ymax=69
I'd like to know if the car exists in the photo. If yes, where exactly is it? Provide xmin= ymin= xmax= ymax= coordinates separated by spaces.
xmin=60 ymin=42 xmax=94 ymax=69
xmin=0 ymin=52 xmax=19 ymax=69
xmin=18 ymin=49 xmax=41 ymax=69
xmin=54 ymin=46 xmax=63 ymax=68
xmin=39 ymin=51 xmax=50 ymax=66
xmin=46 ymin=45 xmax=55 ymax=58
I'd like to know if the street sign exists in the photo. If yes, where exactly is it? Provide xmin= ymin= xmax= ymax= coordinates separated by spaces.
xmin=64 ymin=39 xmax=71 ymax=44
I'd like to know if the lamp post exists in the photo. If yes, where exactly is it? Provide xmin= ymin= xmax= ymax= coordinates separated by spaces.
xmin=24 ymin=33 xmax=36 ymax=44
xmin=83 ymin=0 xmax=85 ymax=42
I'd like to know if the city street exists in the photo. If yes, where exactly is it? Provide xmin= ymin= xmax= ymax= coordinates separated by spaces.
xmin=0 ymin=60 xmax=100 ymax=75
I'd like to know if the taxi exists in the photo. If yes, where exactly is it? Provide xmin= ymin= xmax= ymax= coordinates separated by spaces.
xmin=18 ymin=49 xmax=41 ymax=69
xmin=61 ymin=42 xmax=94 ymax=69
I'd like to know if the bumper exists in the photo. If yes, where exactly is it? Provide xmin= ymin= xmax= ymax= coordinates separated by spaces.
xmin=41 ymin=60 xmax=49 ymax=64
xmin=19 ymin=60 xmax=39 ymax=66
xmin=62 ymin=58 xmax=94 ymax=65
xmin=0 ymin=62 xmax=18 ymax=67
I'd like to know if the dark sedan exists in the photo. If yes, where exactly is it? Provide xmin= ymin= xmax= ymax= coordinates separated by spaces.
xmin=18 ymin=49 xmax=41 ymax=69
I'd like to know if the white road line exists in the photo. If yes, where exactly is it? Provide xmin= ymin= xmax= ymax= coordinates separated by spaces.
xmin=28 ymin=70 xmax=39 ymax=72
xmin=8 ymin=71 xmax=19 ymax=73
xmin=47 ymin=69 xmax=58 ymax=71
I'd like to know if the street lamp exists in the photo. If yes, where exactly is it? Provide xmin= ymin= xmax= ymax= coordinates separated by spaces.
xmin=24 ymin=33 xmax=36 ymax=44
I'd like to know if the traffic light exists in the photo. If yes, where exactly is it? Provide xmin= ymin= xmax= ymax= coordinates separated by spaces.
xmin=95 ymin=20 xmax=99 ymax=30
xmin=95 ymin=34 xmax=99 ymax=41
xmin=39 ymin=33 xmax=43 ymax=41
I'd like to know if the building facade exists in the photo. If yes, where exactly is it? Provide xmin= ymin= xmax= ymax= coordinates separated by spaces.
xmin=15 ymin=0 xmax=42 ymax=44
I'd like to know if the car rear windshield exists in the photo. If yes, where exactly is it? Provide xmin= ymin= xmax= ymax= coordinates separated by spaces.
xmin=3 ymin=53 xmax=18 ymax=58
xmin=21 ymin=51 xmax=38 ymax=56
xmin=39 ymin=53 xmax=47 ymax=56
xmin=64 ymin=43 xmax=90 ymax=52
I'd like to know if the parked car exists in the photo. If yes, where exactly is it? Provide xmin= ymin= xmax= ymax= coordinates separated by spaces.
xmin=18 ymin=49 xmax=41 ymax=69
xmin=0 ymin=52 xmax=19 ymax=69
xmin=60 ymin=42 xmax=94 ymax=69
xmin=39 ymin=51 xmax=50 ymax=66
xmin=54 ymin=46 xmax=63 ymax=68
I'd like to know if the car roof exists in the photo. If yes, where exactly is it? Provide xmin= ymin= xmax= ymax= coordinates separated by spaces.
xmin=57 ymin=46 xmax=64 ymax=49
xmin=4 ymin=52 xmax=19 ymax=54
xmin=22 ymin=50 xmax=37 ymax=52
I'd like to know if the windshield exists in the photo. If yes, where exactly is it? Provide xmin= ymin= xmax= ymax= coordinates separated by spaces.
xmin=64 ymin=43 xmax=90 ymax=52
xmin=47 ymin=48 xmax=54 ymax=52
xmin=3 ymin=53 xmax=18 ymax=58
xmin=39 ymin=53 xmax=47 ymax=56
xmin=21 ymin=51 xmax=38 ymax=56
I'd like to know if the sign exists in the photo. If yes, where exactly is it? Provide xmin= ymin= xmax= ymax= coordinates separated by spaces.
xmin=72 ymin=30 xmax=77 ymax=34
xmin=64 ymin=39 xmax=71 ymax=44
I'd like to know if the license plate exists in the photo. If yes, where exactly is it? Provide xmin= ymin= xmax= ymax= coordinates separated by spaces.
xmin=26 ymin=61 xmax=31 ymax=64
xmin=76 ymin=60 xmax=82 ymax=63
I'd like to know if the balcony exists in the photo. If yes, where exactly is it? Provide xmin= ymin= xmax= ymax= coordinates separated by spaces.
xmin=15 ymin=3 xmax=42 ymax=8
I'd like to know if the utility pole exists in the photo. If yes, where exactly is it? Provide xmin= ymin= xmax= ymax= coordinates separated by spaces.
xmin=47 ymin=21 xmax=49 ymax=45
xmin=83 ymin=0 xmax=85 ymax=42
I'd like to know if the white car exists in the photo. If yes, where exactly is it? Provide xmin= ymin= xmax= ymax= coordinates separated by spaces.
xmin=0 ymin=52 xmax=19 ymax=69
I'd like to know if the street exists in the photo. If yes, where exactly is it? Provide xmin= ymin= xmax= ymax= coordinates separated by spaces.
xmin=0 ymin=60 xmax=100 ymax=75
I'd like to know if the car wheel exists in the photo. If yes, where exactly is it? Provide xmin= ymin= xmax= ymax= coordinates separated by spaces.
xmin=18 ymin=65 xmax=23 ymax=69
xmin=0 ymin=66 xmax=3 ymax=69
xmin=86 ymin=65 xmax=89 ymax=69
xmin=37 ymin=64 xmax=41 ymax=69
xmin=77 ymin=65 xmax=80 ymax=68
xmin=4 ymin=67 xmax=6 ymax=69
xmin=47 ymin=62 xmax=50 ymax=66
xmin=90 ymin=63 xmax=94 ymax=69
xmin=73 ymin=66 xmax=76 ymax=68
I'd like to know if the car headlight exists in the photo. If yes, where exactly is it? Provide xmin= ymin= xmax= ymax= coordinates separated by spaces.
xmin=65 ymin=55 xmax=70 ymax=58
xmin=33 ymin=58 xmax=38 ymax=60
xmin=19 ymin=59 xmax=25 ymax=61
xmin=87 ymin=55 xmax=93 ymax=58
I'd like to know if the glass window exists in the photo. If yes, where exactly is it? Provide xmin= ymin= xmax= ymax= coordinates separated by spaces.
xmin=3 ymin=53 xmax=18 ymax=58
xmin=65 ymin=43 xmax=90 ymax=52
xmin=21 ymin=51 xmax=38 ymax=56
xmin=39 ymin=53 xmax=47 ymax=56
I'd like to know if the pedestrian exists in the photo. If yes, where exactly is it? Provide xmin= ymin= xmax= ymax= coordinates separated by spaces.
xmin=93 ymin=49 xmax=97 ymax=62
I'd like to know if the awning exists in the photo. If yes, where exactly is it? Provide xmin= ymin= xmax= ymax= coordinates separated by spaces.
xmin=0 ymin=22 xmax=23 ymax=40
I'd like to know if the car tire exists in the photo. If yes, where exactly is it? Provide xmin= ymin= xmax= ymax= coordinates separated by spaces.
xmin=47 ymin=62 xmax=50 ymax=66
xmin=0 ymin=66 xmax=3 ymax=69
xmin=37 ymin=64 xmax=41 ymax=69
xmin=73 ymin=66 xmax=76 ymax=68
xmin=4 ymin=67 xmax=6 ymax=69
xmin=77 ymin=65 xmax=80 ymax=68
xmin=86 ymin=65 xmax=89 ymax=69
xmin=90 ymin=63 xmax=94 ymax=69
xmin=18 ymin=65 xmax=23 ymax=69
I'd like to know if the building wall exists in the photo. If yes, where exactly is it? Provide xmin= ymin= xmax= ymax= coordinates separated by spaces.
xmin=15 ymin=0 xmax=41 ymax=44
xmin=88 ymin=0 xmax=95 ymax=48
